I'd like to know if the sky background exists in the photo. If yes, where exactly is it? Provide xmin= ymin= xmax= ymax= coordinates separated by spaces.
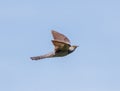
xmin=0 ymin=0 xmax=120 ymax=91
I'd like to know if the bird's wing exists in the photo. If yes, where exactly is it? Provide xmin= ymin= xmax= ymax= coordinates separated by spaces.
xmin=52 ymin=40 xmax=70 ymax=52
xmin=51 ymin=30 xmax=70 ymax=44
xmin=31 ymin=52 xmax=55 ymax=60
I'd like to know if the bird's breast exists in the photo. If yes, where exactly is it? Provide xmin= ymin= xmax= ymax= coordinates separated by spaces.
xmin=54 ymin=51 xmax=69 ymax=57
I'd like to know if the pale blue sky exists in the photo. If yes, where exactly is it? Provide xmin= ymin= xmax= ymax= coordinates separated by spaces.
xmin=0 ymin=0 xmax=120 ymax=91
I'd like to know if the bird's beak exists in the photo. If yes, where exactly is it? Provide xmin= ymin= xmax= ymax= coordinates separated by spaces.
xmin=76 ymin=45 xmax=79 ymax=47
xmin=74 ymin=45 xmax=79 ymax=48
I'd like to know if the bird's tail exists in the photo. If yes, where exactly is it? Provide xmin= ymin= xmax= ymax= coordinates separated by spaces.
xmin=30 ymin=52 xmax=55 ymax=60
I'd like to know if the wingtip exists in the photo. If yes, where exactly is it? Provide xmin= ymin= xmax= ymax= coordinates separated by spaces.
xmin=30 ymin=57 xmax=34 ymax=60
xmin=51 ymin=30 xmax=56 ymax=32
xmin=51 ymin=30 xmax=58 ymax=35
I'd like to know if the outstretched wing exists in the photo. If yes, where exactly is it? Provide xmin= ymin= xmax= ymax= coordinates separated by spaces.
xmin=52 ymin=40 xmax=70 ymax=52
xmin=51 ymin=30 xmax=70 ymax=44
xmin=31 ymin=52 xmax=55 ymax=60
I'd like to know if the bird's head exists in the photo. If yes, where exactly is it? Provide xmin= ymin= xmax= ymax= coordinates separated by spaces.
xmin=69 ymin=45 xmax=78 ymax=52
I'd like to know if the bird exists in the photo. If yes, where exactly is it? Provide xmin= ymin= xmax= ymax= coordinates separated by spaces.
xmin=30 ymin=30 xmax=78 ymax=60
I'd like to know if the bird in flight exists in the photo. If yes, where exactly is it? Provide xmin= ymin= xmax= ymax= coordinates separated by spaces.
xmin=30 ymin=30 xmax=78 ymax=60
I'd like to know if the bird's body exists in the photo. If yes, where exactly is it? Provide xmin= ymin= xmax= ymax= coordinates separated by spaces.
xmin=31 ymin=30 xmax=78 ymax=60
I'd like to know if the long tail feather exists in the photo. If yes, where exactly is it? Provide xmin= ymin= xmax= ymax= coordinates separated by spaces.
xmin=30 ymin=52 xmax=55 ymax=60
